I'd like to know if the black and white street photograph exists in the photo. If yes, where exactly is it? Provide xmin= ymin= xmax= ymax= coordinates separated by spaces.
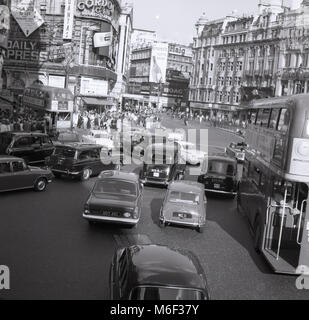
xmin=0 ymin=0 xmax=309 ymax=305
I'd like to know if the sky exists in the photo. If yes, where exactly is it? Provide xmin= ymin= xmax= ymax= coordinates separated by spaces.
xmin=131 ymin=0 xmax=260 ymax=45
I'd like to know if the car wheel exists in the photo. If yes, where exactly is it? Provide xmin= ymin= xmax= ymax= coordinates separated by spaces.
xmin=197 ymin=226 xmax=204 ymax=234
xmin=81 ymin=168 xmax=91 ymax=181
xmin=159 ymin=220 xmax=166 ymax=228
xmin=34 ymin=178 xmax=47 ymax=192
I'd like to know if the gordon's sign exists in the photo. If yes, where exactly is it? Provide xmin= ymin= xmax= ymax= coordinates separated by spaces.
xmin=76 ymin=0 xmax=119 ymax=23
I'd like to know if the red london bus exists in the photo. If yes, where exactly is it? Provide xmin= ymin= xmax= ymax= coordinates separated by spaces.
xmin=237 ymin=94 xmax=309 ymax=274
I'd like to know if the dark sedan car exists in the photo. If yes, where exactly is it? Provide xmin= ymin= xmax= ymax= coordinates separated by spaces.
xmin=46 ymin=143 xmax=120 ymax=181
xmin=0 ymin=156 xmax=53 ymax=192
xmin=0 ymin=132 xmax=54 ymax=165
xmin=109 ymin=245 xmax=210 ymax=300
xmin=139 ymin=143 xmax=186 ymax=187
xmin=198 ymin=154 xmax=238 ymax=197
xmin=83 ymin=171 xmax=143 ymax=227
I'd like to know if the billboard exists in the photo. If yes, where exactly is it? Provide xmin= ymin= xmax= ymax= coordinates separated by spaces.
xmin=149 ymin=42 xmax=169 ymax=83
xmin=80 ymin=77 xmax=108 ymax=97
xmin=11 ymin=0 xmax=44 ymax=37
xmin=0 ymin=5 xmax=10 ymax=50
xmin=63 ymin=0 xmax=75 ymax=40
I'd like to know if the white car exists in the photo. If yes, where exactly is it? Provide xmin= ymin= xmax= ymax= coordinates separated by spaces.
xmin=176 ymin=141 xmax=207 ymax=165
xmin=82 ymin=130 xmax=114 ymax=150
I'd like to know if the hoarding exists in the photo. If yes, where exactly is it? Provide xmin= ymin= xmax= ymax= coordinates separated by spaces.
xmin=80 ymin=77 xmax=108 ymax=96
xmin=63 ymin=0 xmax=75 ymax=40
xmin=0 ymin=5 xmax=10 ymax=50
xmin=11 ymin=0 xmax=44 ymax=37
xmin=149 ymin=42 xmax=169 ymax=83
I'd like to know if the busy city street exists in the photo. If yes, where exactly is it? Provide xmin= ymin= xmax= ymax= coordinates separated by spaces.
xmin=1 ymin=116 xmax=308 ymax=300
xmin=1 ymin=0 xmax=309 ymax=303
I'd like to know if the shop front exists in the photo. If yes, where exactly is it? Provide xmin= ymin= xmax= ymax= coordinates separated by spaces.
xmin=23 ymin=85 xmax=74 ymax=131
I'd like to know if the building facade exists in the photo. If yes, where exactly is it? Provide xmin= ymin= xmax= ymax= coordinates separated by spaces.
xmin=189 ymin=0 xmax=309 ymax=118
xmin=2 ymin=0 xmax=132 ymax=112
xmin=126 ymin=38 xmax=193 ymax=109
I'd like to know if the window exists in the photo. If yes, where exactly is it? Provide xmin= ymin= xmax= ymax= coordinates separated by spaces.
xmin=269 ymin=109 xmax=280 ymax=129
xmin=257 ymin=109 xmax=271 ymax=127
xmin=12 ymin=161 xmax=26 ymax=172
xmin=0 ymin=162 xmax=11 ymax=174
xmin=13 ymin=137 xmax=32 ymax=148
xmin=277 ymin=108 xmax=290 ymax=133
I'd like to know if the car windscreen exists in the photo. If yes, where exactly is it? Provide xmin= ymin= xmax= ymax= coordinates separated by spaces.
xmin=169 ymin=191 xmax=199 ymax=205
xmin=93 ymin=180 xmax=137 ymax=197
xmin=208 ymin=160 xmax=235 ymax=176
xmin=130 ymin=286 xmax=205 ymax=300
xmin=54 ymin=147 xmax=76 ymax=158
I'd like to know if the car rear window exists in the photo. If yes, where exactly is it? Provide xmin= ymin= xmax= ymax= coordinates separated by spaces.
xmin=93 ymin=180 xmax=137 ymax=196
xmin=169 ymin=191 xmax=199 ymax=205
xmin=208 ymin=161 xmax=235 ymax=176
xmin=54 ymin=147 xmax=76 ymax=158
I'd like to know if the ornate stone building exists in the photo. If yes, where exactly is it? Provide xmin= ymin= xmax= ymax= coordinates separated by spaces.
xmin=189 ymin=0 xmax=309 ymax=116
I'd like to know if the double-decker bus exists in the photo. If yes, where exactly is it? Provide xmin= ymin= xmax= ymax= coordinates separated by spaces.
xmin=237 ymin=94 xmax=309 ymax=274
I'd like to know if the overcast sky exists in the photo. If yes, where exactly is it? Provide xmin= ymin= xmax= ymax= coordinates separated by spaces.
xmin=131 ymin=0 xmax=260 ymax=45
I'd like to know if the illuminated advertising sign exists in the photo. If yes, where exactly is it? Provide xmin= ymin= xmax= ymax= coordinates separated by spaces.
xmin=80 ymin=77 xmax=108 ymax=96
xmin=5 ymin=40 xmax=48 ymax=62
xmin=11 ymin=0 xmax=44 ymax=37
xmin=76 ymin=0 xmax=119 ymax=28
xmin=169 ymin=44 xmax=192 ymax=57
xmin=149 ymin=42 xmax=169 ymax=83
xmin=0 ymin=5 xmax=10 ymax=50
xmin=63 ymin=0 xmax=75 ymax=40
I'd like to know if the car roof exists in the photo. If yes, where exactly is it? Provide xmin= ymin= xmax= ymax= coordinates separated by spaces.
xmin=168 ymin=180 xmax=204 ymax=193
xmin=98 ymin=170 xmax=139 ymax=182
xmin=54 ymin=143 xmax=101 ymax=151
xmin=207 ymin=154 xmax=236 ymax=163
xmin=125 ymin=245 xmax=207 ymax=290
xmin=0 ymin=155 xmax=23 ymax=162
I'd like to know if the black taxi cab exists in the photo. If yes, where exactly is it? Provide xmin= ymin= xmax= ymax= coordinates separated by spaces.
xmin=198 ymin=153 xmax=238 ymax=197
xmin=139 ymin=143 xmax=186 ymax=187
xmin=46 ymin=143 xmax=120 ymax=181
xmin=109 ymin=245 xmax=210 ymax=300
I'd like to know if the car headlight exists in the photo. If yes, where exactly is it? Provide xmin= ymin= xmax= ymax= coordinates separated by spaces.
xmin=84 ymin=204 xmax=90 ymax=214
xmin=123 ymin=212 xmax=131 ymax=218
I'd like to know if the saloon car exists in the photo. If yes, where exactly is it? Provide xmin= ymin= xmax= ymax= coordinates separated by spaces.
xmin=160 ymin=181 xmax=206 ymax=233
xmin=0 ymin=132 xmax=54 ymax=165
xmin=81 ymin=130 xmax=114 ymax=150
xmin=0 ymin=156 xmax=53 ymax=192
xmin=109 ymin=245 xmax=210 ymax=300
xmin=46 ymin=143 xmax=120 ymax=181
xmin=139 ymin=143 xmax=186 ymax=187
xmin=83 ymin=171 xmax=143 ymax=227
xmin=198 ymin=154 xmax=238 ymax=197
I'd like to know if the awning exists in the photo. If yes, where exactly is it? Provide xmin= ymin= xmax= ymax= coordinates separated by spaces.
xmin=82 ymin=97 xmax=114 ymax=106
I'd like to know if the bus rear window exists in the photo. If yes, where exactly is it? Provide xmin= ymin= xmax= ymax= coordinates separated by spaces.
xmin=277 ymin=109 xmax=290 ymax=133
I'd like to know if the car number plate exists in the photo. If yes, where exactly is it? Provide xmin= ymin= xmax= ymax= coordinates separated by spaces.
xmin=153 ymin=172 xmax=160 ymax=177
xmin=214 ymin=184 xmax=221 ymax=189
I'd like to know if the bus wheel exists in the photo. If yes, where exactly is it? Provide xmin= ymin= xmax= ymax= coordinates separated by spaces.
xmin=254 ymin=220 xmax=262 ymax=254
